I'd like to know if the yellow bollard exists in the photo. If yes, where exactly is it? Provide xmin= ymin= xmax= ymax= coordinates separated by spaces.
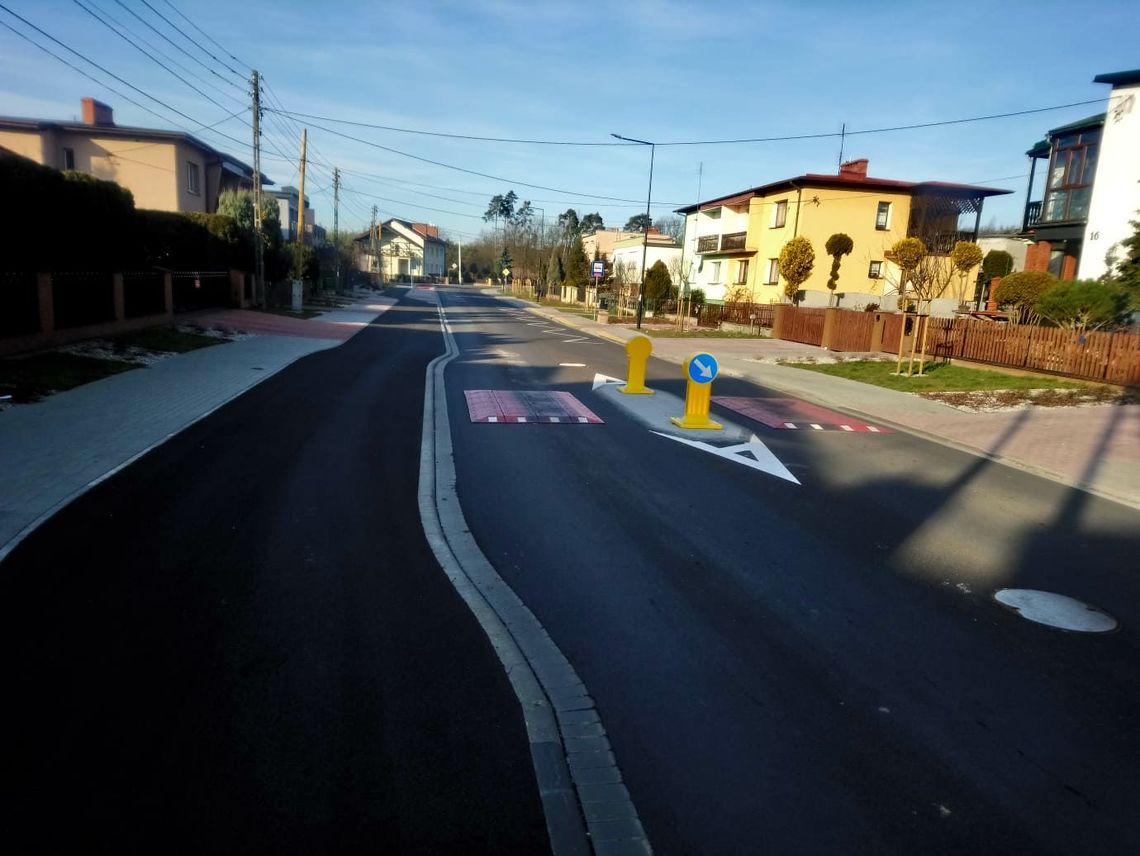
xmin=619 ymin=334 xmax=655 ymax=395
xmin=671 ymin=352 xmax=723 ymax=430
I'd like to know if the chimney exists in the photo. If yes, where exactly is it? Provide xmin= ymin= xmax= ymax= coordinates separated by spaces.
xmin=839 ymin=158 xmax=868 ymax=178
xmin=81 ymin=97 xmax=114 ymax=127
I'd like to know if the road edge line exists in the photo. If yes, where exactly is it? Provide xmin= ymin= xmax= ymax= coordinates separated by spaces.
xmin=418 ymin=297 xmax=651 ymax=856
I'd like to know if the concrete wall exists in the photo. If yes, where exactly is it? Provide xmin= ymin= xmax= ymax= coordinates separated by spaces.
xmin=1080 ymin=81 xmax=1140 ymax=280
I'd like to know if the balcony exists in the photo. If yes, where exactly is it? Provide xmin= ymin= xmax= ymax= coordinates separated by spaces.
xmin=696 ymin=231 xmax=748 ymax=254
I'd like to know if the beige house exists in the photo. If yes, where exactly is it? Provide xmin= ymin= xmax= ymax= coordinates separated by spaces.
xmin=355 ymin=219 xmax=446 ymax=281
xmin=0 ymin=98 xmax=263 ymax=213
xmin=582 ymin=228 xmax=641 ymax=261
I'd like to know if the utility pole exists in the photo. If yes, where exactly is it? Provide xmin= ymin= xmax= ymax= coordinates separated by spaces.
xmin=295 ymin=128 xmax=307 ymax=281
xmin=370 ymin=205 xmax=378 ymax=285
xmin=250 ymin=70 xmax=265 ymax=307
xmin=332 ymin=167 xmax=340 ymax=292
xmin=457 ymin=237 xmax=462 ymax=285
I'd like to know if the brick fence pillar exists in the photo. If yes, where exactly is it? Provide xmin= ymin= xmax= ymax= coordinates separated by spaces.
xmin=113 ymin=273 xmax=125 ymax=322
xmin=37 ymin=273 xmax=54 ymax=335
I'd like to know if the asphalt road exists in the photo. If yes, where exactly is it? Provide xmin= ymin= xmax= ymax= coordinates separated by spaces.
xmin=443 ymin=288 xmax=1140 ymax=855
xmin=0 ymin=289 xmax=550 ymax=854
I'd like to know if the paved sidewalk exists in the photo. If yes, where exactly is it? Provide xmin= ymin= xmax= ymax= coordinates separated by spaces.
xmin=507 ymin=296 xmax=1140 ymax=510
xmin=0 ymin=293 xmax=395 ymax=558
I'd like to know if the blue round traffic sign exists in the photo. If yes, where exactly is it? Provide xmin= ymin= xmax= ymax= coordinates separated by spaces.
xmin=688 ymin=352 xmax=718 ymax=384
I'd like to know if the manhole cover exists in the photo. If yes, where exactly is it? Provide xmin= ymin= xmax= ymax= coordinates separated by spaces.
xmin=993 ymin=589 xmax=1117 ymax=633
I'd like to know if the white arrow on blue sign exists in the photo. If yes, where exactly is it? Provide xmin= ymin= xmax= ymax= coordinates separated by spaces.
xmin=688 ymin=353 xmax=718 ymax=384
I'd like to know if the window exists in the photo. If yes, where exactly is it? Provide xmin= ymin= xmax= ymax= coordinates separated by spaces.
xmin=710 ymin=261 xmax=722 ymax=282
xmin=868 ymin=260 xmax=883 ymax=279
xmin=1043 ymin=129 xmax=1099 ymax=223
xmin=61 ymin=147 xmax=75 ymax=170
xmin=772 ymin=200 xmax=788 ymax=228
xmin=186 ymin=161 xmax=201 ymax=195
xmin=735 ymin=259 xmax=750 ymax=284
xmin=766 ymin=258 xmax=780 ymax=284
xmin=875 ymin=201 xmax=891 ymax=230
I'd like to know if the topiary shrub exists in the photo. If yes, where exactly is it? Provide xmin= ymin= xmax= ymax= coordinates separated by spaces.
xmin=993 ymin=270 xmax=1056 ymax=322
xmin=1035 ymin=279 xmax=1128 ymax=331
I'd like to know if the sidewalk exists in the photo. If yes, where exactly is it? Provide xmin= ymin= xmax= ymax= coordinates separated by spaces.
xmin=512 ymin=297 xmax=1140 ymax=510
xmin=0 ymin=292 xmax=395 ymax=559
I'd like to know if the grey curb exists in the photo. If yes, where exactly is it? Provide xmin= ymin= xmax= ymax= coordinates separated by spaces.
xmin=418 ymin=294 xmax=651 ymax=855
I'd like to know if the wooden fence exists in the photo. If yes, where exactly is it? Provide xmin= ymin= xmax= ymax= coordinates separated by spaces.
xmin=781 ymin=306 xmax=827 ymax=345
xmin=828 ymin=310 xmax=876 ymax=353
xmin=770 ymin=305 xmax=1140 ymax=384
xmin=924 ymin=319 xmax=1140 ymax=384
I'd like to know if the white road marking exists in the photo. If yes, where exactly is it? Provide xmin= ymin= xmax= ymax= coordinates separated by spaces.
xmin=868 ymin=426 xmax=881 ymax=433
xmin=516 ymin=416 xmax=527 ymax=423
xmin=562 ymin=337 xmax=588 ymax=343
xmin=784 ymin=422 xmax=797 ymax=429
xmin=559 ymin=362 xmax=586 ymax=367
xmin=651 ymin=432 xmax=800 ymax=484
xmin=811 ymin=423 xmax=823 ymax=430
xmin=549 ymin=417 xmax=560 ymax=423
xmin=840 ymin=425 xmax=854 ymax=432
xmin=578 ymin=417 xmax=589 ymax=423
xmin=488 ymin=416 xmax=498 ymax=423
xmin=592 ymin=372 xmax=625 ymax=391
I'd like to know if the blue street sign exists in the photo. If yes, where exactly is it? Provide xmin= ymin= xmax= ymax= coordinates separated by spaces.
xmin=592 ymin=261 xmax=605 ymax=278
xmin=688 ymin=352 xmax=718 ymax=384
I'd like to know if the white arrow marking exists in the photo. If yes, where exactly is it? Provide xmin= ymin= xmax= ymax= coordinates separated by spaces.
xmin=592 ymin=372 xmax=625 ymax=391
xmin=651 ymin=431 xmax=800 ymax=484
xmin=694 ymin=358 xmax=714 ymax=379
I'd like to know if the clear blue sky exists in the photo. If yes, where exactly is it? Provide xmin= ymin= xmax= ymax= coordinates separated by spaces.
xmin=1 ymin=0 xmax=1136 ymax=240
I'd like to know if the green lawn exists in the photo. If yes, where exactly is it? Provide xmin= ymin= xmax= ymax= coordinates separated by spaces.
xmin=783 ymin=359 xmax=1087 ymax=392
xmin=642 ymin=328 xmax=763 ymax=339
xmin=0 ymin=352 xmax=138 ymax=402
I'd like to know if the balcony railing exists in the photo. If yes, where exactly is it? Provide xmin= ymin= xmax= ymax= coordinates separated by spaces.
xmin=911 ymin=230 xmax=975 ymax=255
xmin=696 ymin=231 xmax=748 ymax=253
xmin=1024 ymin=200 xmax=1042 ymax=228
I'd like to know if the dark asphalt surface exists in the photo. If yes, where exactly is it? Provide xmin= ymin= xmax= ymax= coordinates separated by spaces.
xmin=443 ymin=288 xmax=1140 ymax=855
xmin=0 ymin=290 xmax=550 ymax=854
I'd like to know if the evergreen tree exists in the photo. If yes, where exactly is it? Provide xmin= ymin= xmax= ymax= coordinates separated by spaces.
xmin=643 ymin=260 xmax=672 ymax=304
xmin=563 ymin=237 xmax=589 ymax=290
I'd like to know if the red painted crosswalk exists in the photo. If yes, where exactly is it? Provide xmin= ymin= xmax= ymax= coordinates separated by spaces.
xmin=712 ymin=396 xmax=889 ymax=432
xmin=464 ymin=390 xmax=604 ymax=424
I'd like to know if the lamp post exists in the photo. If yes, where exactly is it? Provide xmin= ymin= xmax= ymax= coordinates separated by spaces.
xmin=611 ymin=133 xmax=655 ymax=329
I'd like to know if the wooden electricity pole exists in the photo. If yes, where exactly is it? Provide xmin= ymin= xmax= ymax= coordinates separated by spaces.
xmin=295 ymin=128 xmax=307 ymax=280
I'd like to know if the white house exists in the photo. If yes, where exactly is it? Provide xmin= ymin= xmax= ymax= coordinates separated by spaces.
xmin=611 ymin=231 xmax=683 ymax=288
xmin=356 ymin=219 xmax=446 ymax=280
xmin=1080 ymin=69 xmax=1140 ymax=280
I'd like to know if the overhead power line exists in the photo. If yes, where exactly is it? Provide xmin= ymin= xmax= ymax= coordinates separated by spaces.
xmin=263 ymin=108 xmax=632 ymax=147
xmin=292 ymin=116 xmax=684 ymax=207
xmin=265 ymin=98 xmax=1105 ymax=150
xmin=161 ymin=0 xmax=249 ymax=71
xmin=650 ymin=100 xmax=1106 ymax=146
xmin=137 ymin=0 xmax=246 ymax=79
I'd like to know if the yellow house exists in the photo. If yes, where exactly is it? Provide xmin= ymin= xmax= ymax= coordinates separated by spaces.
xmin=676 ymin=159 xmax=1011 ymax=308
xmin=0 ymin=98 xmax=263 ymax=213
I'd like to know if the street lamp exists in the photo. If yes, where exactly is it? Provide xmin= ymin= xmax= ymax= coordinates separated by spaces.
xmin=611 ymin=133 xmax=655 ymax=330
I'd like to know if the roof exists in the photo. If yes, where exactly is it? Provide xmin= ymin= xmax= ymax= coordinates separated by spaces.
xmin=675 ymin=171 xmax=1011 ymax=214
xmin=384 ymin=218 xmax=445 ymax=245
xmin=0 ymin=115 xmax=267 ymax=183
xmin=1093 ymin=69 xmax=1140 ymax=87
xmin=612 ymin=234 xmax=680 ymax=250
xmin=1044 ymin=113 xmax=1104 ymax=137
